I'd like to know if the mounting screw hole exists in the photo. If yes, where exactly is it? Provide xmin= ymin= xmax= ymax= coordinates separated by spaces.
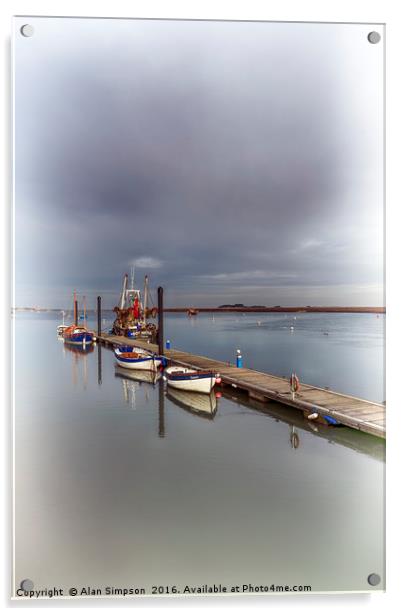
xmin=20 ymin=24 xmax=34 ymax=37
xmin=20 ymin=579 xmax=34 ymax=591
xmin=367 ymin=573 xmax=381 ymax=586
xmin=367 ymin=31 xmax=381 ymax=44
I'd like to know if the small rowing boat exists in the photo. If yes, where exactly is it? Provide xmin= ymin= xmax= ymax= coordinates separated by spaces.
xmin=164 ymin=366 xmax=220 ymax=394
xmin=114 ymin=346 xmax=162 ymax=371
xmin=57 ymin=310 xmax=67 ymax=336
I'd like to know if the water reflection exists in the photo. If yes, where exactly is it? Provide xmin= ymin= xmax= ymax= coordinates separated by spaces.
xmin=115 ymin=367 xmax=161 ymax=386
xmin=97 ymin=343 xmax=102 ymax=386
xmin=14 ymin=317 xmax=384 ymax=593
xmin=61 ymin=341 xmax=95 ymax=355
xmin=63 ymin=338 xmax=383 ymax=461
xmin=158 ymin=378 xmax=165 ymax=438
xmin=289 ymin=425 xmax=300 ymax=450
xmin=222 ymin=389 xmax=384 ymax=462
xmin=62 ymin=338 xmax=94 ymax=389
xmin=166 ymin=388 xmax=218 ymax=419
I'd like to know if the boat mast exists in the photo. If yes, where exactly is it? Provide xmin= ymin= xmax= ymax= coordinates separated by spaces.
xmin=73 ymin=289 xmax=77 ymax=325
xmin=143 ymin=275 xmax=148 ymax=326
xmin=130 ymin=264 xmax=135 ymax=291
xmin=119 ymin=274 xmax=128 ymax=310
xmin=83 ymin=295 xmax=87 ymax=326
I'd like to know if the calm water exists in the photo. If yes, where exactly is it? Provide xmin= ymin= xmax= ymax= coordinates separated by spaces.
xmin=14 ymin=313 xmax=385 ymax=596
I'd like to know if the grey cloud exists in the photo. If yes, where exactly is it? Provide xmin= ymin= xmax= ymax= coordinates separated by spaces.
xmin=14 ymin=18 xmax=383 ymax=307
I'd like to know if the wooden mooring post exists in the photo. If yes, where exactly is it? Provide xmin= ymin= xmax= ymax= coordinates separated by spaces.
xmin=157 ymin=286 xmax=164 ymax=356
xmin=97 ymin=296 xmax=102 ymax=337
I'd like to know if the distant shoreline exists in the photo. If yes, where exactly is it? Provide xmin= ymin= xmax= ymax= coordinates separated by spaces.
xmin=13 ymin=306 xmax=385 ymax=314
xmin=165 ymin=306 xmax=385 ymax=314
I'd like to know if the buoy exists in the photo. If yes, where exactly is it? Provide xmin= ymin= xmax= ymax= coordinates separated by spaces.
xmin=323 ymin=415 xmax=340 ymax=426
xmin=308 ymin=412 xmax=319 ymax=421
xmin=216 ymin=392 xmax=222 ymax=399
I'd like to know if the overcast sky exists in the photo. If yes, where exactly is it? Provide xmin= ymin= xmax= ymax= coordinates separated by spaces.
xmin=14 ymin=17 xmax=384 ymax=308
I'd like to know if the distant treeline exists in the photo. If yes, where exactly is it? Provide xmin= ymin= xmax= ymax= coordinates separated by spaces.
xmin=164 ymin=306 xmax=386 ymax=314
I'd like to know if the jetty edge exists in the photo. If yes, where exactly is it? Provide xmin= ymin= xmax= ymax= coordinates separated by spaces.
xmin=97 ymin=334 xmax=385 ymax=440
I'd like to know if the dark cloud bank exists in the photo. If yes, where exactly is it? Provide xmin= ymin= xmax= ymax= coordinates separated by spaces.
xmin=15 ymin=18 xmax=383 ymax=308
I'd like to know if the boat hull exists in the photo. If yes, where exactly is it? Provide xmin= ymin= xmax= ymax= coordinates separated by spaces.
xmin=64 ymin=333 xmax=94 ymax=346
xmin=114 ymin=348 xmax=162 ymax=371
xmin=115 ymin=356 xmax=162 ymax=370
xmin=166 ymin=372 xmax=216 ymax=394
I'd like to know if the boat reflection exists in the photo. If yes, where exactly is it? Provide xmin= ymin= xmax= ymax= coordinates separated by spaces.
xmin=62 ymin=338 xmax=92 ymax=389
xmin=166 ymin=387 xmax=218 ymax=420
xmin=115 ymin=366 xmax=161 ymax=385
xmin=114 ymin=366 xmax=165 ymax=435
xmin=61 ymin=340 xmax=95 ymax=355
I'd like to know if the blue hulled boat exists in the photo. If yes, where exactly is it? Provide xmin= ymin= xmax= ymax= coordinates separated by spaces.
xmin=62 ymin=325 xmax=94 ymax=346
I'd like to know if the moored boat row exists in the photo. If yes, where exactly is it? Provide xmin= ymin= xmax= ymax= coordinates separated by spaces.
xmin=57 ymin=275 xmax=221 ymax=396
xmin=113 ymin=345 xmax=221 ymax=394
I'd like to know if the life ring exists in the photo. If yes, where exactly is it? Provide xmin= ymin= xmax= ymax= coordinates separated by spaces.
xmin=290 ymin=373 xmax=300 ymax=393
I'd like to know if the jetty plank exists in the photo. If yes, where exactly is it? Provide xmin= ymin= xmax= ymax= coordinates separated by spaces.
xmin=97 ymin=334 xmax=385 ymax=439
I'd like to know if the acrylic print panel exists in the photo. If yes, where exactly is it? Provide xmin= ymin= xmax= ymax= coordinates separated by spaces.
xmin=13 ymin=17 xmax=384 ymax=598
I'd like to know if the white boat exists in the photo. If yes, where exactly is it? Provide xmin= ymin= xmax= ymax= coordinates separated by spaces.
xmin=114 ymin=346 xmax=162 ymax=371
xmin=57 ymin=310 xmax=67 ymax=336
xmin=164 ymin=366 xmax=219 ymax=394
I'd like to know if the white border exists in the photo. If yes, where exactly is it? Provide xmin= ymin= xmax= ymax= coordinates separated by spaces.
xmin=2 ymin=1 xmax=401 ymax=614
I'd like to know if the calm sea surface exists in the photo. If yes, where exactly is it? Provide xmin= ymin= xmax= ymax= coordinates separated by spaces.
xmin=14 ymin=312 xmax=385 ymax=596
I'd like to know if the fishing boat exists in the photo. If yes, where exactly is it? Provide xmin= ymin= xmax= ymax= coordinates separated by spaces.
xmin=114 ymin=346 xmax=162 ymax=371
xmin=187 ymin=308 xmax=199 ymax=317
xmin=166 ymin=388 xmax=217 ymax=418
xmin=112 ymin=269 xmax=158 ymax=340
xmin=164 ymin=366 xmax=220 ymax=394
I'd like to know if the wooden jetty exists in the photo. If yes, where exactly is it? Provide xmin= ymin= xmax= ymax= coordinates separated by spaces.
xmin=96 ymin=334 xmax=385 ymax=439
